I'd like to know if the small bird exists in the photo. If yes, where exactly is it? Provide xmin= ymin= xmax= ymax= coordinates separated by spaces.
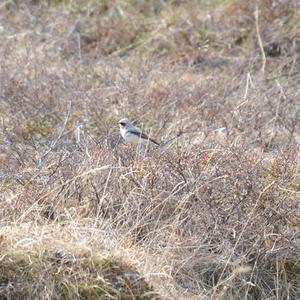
xmin=118 ymin=118 xmax=160 ymax=145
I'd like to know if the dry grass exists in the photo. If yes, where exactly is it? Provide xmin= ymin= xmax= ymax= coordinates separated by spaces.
xmin=1 ymin=0 xmax=300 ymax=299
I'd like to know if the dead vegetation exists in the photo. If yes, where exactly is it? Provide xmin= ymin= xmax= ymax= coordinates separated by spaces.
xmin=0 ymin=0 xmax=300 ymax=299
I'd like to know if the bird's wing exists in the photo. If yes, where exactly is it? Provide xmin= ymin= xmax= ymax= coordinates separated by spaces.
xmin=128 ymin=129 xmax=160 ymax=145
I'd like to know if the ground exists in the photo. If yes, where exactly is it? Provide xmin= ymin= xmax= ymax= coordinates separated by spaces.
xmin=0 ymin=0 xmax=300 ymax=299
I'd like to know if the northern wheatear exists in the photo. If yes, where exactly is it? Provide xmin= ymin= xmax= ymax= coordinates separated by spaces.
xmin=118 ymin=118 xmax=160 ymax=146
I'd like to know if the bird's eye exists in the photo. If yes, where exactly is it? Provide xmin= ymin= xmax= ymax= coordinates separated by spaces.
xmin=119 ymin=122 xmax=125 ymax=126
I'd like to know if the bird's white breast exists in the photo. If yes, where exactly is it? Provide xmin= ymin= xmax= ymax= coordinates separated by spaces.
xmin=121 ymin=127 xmax=146 ymax=144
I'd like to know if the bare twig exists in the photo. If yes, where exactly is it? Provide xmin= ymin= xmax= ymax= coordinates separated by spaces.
xmin=255 ymin=5 xmax=266 ymax=74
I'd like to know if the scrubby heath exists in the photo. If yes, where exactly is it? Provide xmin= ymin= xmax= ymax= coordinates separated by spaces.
xmin=0 ymin=0 xmax=300 ymax=299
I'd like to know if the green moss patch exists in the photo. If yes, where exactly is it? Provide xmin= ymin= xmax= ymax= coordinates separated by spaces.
xmin=0 ymin=246 xmax=160 ymax=299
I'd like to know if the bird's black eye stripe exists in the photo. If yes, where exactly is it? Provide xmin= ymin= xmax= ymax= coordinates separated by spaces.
xmin=119 ymin=122 xmax=126 ymax=126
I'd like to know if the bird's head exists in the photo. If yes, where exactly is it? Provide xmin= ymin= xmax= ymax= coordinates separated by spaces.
xmin=118 ymin=118 xmax=131 ymax=129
